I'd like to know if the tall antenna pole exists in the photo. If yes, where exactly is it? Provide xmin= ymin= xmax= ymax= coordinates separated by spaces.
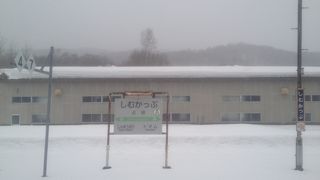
xmin=295 ymin=0 xmax=304 ymax=171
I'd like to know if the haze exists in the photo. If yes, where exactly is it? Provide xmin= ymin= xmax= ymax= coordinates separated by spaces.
xmin=0 ymin=0 xmax=319 ymax=52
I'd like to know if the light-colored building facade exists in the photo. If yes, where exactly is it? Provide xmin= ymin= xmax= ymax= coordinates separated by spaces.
xmin=1 ymin=66 xmax=320 ymax=125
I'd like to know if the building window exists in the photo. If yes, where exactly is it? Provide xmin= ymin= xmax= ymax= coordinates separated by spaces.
xmin=172 ymin=113 xmax=190 ymax=122
xmin=312 ymin=95 xmax=320 ymax=101
xmin=241 ymin=113 xmax=261 ymax=122
xmin=305 ymin=95 xmax=311 ymax=101
xmin=305 ymin=113 xmax=312 ymax=121
xmin=102 ymin=95 xmax=121 ymax=102
xmin=82 ymin=114 xmax=91 ymax=122
xmin=12 ymin=96 xmax=32 ymax=103
xmin=12 ymin=97 xmax=22 ymax=103
xmin=82 ymin=96 xmax=92 ymax=102
xmin=241 ymin=95 xmax=260 ymax=102
xmin=102 ymin=96 xmax=109 ymax=102
xmin=292 ymin=113 xmax=312 ymax=122
xmin=172 ymin=96 xmax=190 ymax=102
xmin=221 ymin=113 xmax=240 ymax=122
xmin=11 ymin=115 xmax=20 ymax=125
xmin=32 ymin=96 xmax=47 ymax=103
xmin=162 ymin=114 xmax=170 ymax=122
xmin=223 ymin=95 xmax=260 ymax=102
xmin=32 ymin=114 xmax=47 ymax=124
xmin=304 ymin=95 xmax=320 ymax=102
xmin=102 ymin=114 xmax=114 ymax=122
xmin=92 ymin=114 xmax=101 ymax=122
xmin=82 ymin=114 xmax=102 ymax=123
xmin=82 ymin=96 xmax=102 ymax=103
xmin=21 ymin=97 xmax=31 ymax=103
xmin=222 ymin=96 xmax=240 ymax=102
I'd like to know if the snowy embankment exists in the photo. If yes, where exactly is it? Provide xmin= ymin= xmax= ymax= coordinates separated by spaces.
xmin=1 ymin=125 xmax=320 ymax=180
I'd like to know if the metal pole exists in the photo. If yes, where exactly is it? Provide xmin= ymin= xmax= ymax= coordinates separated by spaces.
xmin=103 ymin=93 xmax=112 ymax=169
xmin=42 ymin=46 xmax=54 ymax=177
xmin=163 ymin=94 xmax=171 ymax=169
xmin=295 ymin=0 xmax=303 ymax=171
xmin=297 ymin=0 xmax=302 ymax=89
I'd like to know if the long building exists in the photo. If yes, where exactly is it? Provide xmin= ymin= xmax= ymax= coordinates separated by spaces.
xmin=0 ymin=66 xmax=319 ymax=125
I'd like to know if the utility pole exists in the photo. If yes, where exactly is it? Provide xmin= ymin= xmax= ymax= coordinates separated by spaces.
xmin=295 ymin=0 xmax=304 ymax=171
xmin=43 ymin=47 xmax=54 ymax=177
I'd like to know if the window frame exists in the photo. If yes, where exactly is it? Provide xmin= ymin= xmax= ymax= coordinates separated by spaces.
xmin=241 ymin=113 xmax=261 ymax=122
xmin=171 ymin=113 xmax=191 ymax=122
xmin=81 ymin=113 xmax=102 ymax=123
xmin=241 ymin=95 xmax=261 ymax=102
xmin=172 ymin=96 xmax=191 ymax=102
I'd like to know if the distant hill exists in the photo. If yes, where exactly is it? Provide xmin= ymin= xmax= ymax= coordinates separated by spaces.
xmin=166 ymin=43 xmax=320 ymax=66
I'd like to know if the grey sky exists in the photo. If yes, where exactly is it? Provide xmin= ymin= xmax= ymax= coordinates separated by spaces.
xmin=0 ymin=0 xmax=319 ymax=52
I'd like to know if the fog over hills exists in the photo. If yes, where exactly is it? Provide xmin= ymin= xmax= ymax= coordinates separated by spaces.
xmin=166 ymin=43 xmax=320 ymax=66
xmin=1 ymin=43 xmax=319 ymax=67
xmin=107 ymin=43 xmax=320 ymax=66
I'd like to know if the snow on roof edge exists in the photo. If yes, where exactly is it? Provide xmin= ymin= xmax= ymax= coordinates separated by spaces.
xmin=1 ymin=66 xmax=320 ymax=80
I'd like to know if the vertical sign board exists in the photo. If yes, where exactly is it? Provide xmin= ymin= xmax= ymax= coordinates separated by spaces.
xmin=27 ymin=56 xmax=36 ymax=73
xmin=297 ymin=88 xmax=305 ymax=131
xmin=114 ymin=97 xmax=162 ymax=134
xmin=14 ymin=53 xmax=26 ymax=72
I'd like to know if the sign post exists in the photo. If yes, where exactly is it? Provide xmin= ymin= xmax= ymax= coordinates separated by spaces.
xmin=103 ymin=91 xmax=171 ymax=169
xmin=295 ymin=88 xmax=304 ymax=171
xmin=295 ymin=0 xmax=304 ymax=171
xmin=13 ymin=47 xmax=54 ymax=177
xmin=163 ymin=94 xmax=170 ymax=169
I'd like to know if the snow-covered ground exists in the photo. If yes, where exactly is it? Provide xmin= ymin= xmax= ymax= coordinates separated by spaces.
xmin=1 ymin=124 xmax=320 ymax=180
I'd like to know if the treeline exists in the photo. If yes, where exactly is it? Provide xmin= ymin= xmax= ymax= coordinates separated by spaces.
xmin=0 ymin=48 xmax=114 ymax=67
xmin=0 ymin=28 xmax=169 ymax=67
xmin=35 ymin=52 xmax=113 ymax=67
xmin=0 ymin=49 xmax=169 ymax=67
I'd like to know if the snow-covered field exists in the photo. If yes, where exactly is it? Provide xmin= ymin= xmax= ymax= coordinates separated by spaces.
xmin=1 ymin=124 xmax=320 ymax=180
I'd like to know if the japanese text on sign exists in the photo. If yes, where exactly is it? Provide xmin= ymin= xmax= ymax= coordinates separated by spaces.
xmin=297 ymin=88 xmax=304 ymax=122
xmin=120 ymin=100 xmax=159 ymax=110
xmin=114 ymin=98 xmax=162 ymax=134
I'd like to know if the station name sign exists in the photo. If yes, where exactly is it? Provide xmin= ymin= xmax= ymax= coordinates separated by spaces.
xmin=114 ymin=98 xmax=162 ymax=134
xmin=297 ymin=88 xmax=305 ymax=132
xmin=297 ymin=88 xmax=304 ymax=122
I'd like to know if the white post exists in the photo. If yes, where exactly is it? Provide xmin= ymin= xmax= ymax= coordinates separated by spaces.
xmin=103 ymin=145 xmax=111 ymax=169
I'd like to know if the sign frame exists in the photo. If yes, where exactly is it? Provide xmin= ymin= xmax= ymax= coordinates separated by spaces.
xmin=103 ymin=91 xmax=171 ymax=169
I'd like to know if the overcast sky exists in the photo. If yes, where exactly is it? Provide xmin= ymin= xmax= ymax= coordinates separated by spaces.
xmin=0 ymin=0 xmax=319 ymax=52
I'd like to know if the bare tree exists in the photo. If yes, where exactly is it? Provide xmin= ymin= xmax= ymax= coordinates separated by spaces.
xmin=124 ymin=28 xmax=169 ymax=66
xmin=141 ymin=28 xmax=157 ymax=52
xmin=22 ymin=44 xmax=33 ymax=59
xmin=0 ymin=36 xmax=9 ymax=68
xmin=0 ymin=36 xmax=5 ymax=58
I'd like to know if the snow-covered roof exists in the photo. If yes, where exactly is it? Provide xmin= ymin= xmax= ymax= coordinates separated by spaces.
xmin=1 ymin=66 xmax=320 ymax=80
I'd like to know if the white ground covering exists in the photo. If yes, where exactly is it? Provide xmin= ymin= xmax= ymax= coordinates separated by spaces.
xmin=0 ymin=124 xmax=320 ymax=180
